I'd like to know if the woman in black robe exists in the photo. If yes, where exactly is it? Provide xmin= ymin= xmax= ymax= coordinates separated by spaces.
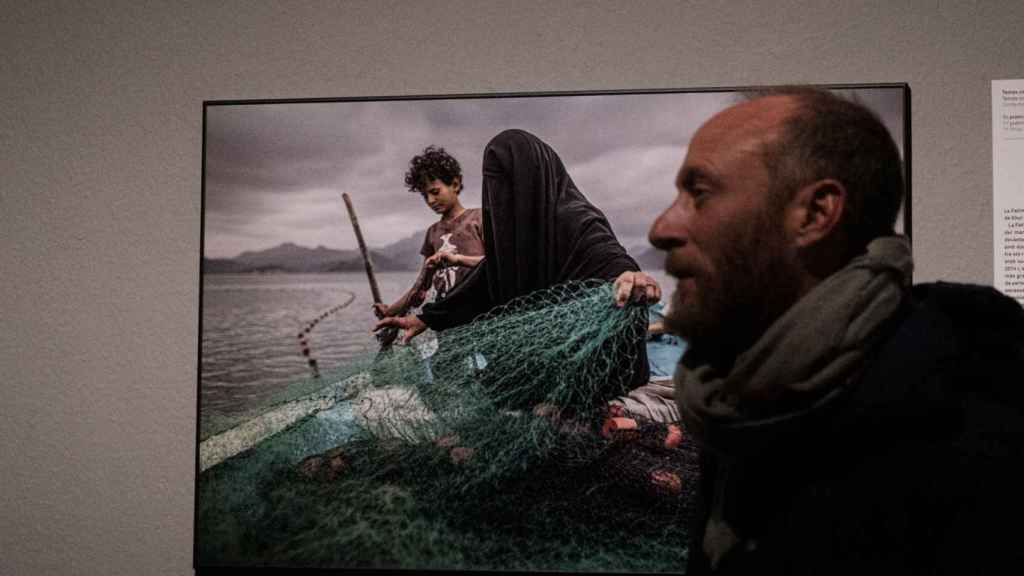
xmin=378 ymin=128 xmax=659 ymax=393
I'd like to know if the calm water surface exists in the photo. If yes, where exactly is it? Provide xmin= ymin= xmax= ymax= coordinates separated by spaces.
xmin=200 ymin=272 xmax=418 ymax=430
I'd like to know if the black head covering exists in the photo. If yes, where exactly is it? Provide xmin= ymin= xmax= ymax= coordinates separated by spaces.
xmin=480 ymin=129 xmax=640 ymax=306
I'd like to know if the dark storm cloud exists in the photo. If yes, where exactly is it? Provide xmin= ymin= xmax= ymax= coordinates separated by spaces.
xmin=203 ymin=87 xmax=907 ymax=259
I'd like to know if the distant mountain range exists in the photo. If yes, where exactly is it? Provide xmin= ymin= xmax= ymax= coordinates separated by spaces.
xmin=203 ymin=233 xmax=424 ymax=274
xmin=203 ymin=235 xmax=665 ymax=275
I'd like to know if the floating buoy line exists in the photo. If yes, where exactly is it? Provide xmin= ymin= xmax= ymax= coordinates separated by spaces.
xmin=296 ymin=290 xmax=357 ymax=379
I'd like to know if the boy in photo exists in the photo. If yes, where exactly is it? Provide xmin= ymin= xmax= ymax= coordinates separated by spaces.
xmin=374 ymin=146 xmax=485 ymax=320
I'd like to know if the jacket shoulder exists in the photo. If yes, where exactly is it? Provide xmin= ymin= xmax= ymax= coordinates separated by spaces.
xmin=912 ymin=281 xmax=1024 ymax=328
xmin=911 ymin=282 xmax=1024 ymax=397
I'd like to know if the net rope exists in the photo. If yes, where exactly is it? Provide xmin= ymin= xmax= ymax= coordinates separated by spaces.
xmin=197 ymin=279 xmax=698 ymax=572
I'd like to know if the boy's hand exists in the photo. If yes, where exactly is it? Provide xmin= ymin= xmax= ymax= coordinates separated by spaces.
xmin=374 ymin=314 xmax=427 ymax=344
xmin=613 ymin=271 xmax=661 ymax=308
xmin=424 ymin=252 xmax=444 ymax=269
xmin=425 ymin=251 xmax=458 ymax=269
xmin=372 ymin=303 xmax=390 ymax=319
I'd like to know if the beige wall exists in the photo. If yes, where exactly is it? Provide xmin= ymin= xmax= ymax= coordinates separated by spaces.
xmin=2 ymin=1 xmax=1021 ymax=574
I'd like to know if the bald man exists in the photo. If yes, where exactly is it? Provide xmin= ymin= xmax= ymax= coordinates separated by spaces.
xmin=651 ymin=87 xmax=1024 ymax=574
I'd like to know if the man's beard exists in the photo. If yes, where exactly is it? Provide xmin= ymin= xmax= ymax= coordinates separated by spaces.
xmin=664 ymin=212 xmax=795 ymax=360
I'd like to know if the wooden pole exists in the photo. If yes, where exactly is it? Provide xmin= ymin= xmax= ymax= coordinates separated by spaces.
xmin=342 ymin=192 xmax=383 ymax=305
xmin=342 ymin=192 xmax=398 ymax=349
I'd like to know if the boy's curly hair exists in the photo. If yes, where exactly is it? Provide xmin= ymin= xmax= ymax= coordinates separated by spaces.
xmin=405 ymin=146 xmax=462 ymax=194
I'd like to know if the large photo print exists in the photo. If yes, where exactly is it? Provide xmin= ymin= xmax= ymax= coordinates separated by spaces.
xmin=196 ymin=85 xmax=909 ymax=573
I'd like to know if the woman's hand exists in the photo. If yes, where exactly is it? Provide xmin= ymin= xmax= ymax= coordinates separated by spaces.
xmin=613 ymin=271 xmax=662 ymax=308
xmin=373 ymin=314 xmax=428 ymax=344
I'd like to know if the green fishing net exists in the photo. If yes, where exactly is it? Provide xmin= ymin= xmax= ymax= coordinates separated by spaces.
xmin=196 ymin=280 xmax=698 ymax=573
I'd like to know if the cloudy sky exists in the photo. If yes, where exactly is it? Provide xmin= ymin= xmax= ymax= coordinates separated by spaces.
xmin=203 ymin=87 xmax=906 ymax=259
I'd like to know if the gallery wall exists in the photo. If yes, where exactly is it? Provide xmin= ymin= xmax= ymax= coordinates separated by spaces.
xmin=2 ymin=1 xmax=1022 ymax=574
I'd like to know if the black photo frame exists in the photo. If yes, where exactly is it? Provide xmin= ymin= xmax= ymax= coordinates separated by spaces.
xmin=196 ymin=83 xmax=910 ymax=574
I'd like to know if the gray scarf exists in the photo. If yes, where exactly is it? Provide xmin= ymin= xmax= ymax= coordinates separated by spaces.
xmin=674 ymin=235 xmax=914 ymax=568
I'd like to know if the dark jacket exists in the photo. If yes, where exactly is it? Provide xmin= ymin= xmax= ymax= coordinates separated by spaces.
xmin=687 ymin=282 xmax=1024 ymax=575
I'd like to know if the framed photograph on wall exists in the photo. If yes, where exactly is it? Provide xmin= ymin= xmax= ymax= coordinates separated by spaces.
xmin=196 ymin=83 xmax=910 ymax=573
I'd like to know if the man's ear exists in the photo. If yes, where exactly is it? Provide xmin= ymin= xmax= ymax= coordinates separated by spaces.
xmin=787 ymin=179 xmax=846 ymax=248
xmin=453 ymin=177 xmax=462 ymax=194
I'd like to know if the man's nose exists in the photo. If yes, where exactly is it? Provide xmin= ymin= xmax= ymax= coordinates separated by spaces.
xmin=649 ymin=200 xmax=687 ymax=251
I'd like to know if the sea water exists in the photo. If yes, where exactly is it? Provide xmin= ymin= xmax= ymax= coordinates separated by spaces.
xmin=200 ymin=271 xmax=418 ymax=437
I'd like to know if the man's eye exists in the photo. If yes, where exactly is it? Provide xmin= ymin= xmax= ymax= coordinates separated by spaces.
xmin=691 ymin=187 xmax=711 ymax=201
